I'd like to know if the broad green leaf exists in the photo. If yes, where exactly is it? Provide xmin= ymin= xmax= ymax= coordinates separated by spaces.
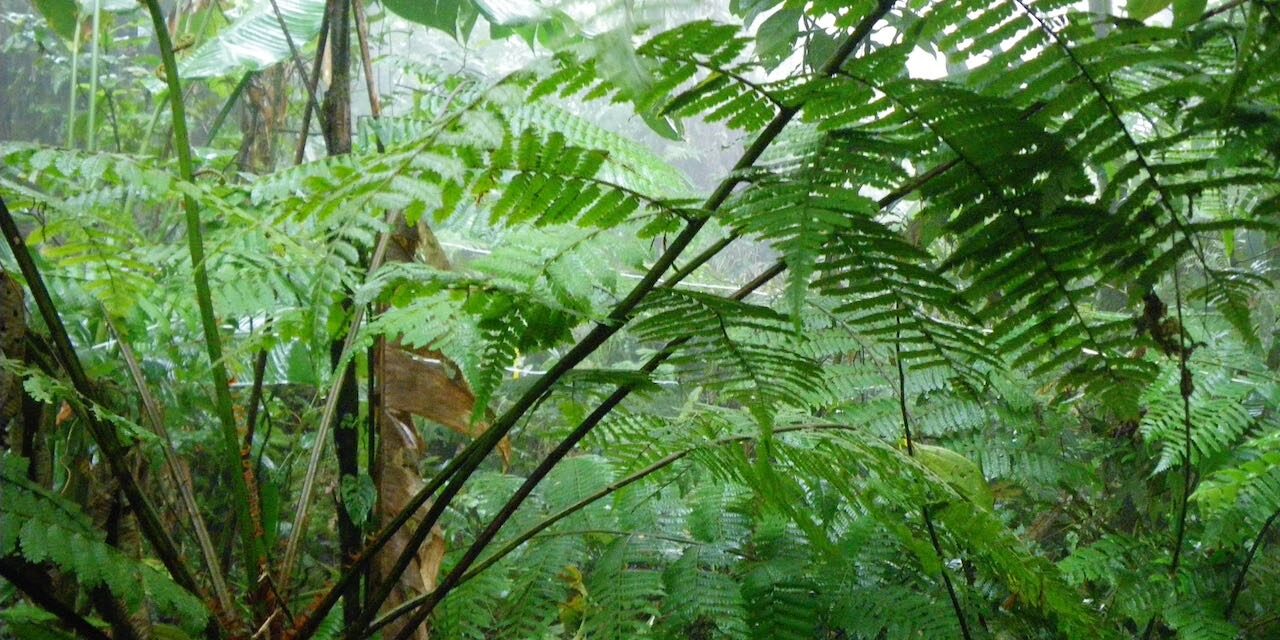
xmin=32 ymin=0 xmax=79 ymax=42
xmin=100 ymin=0 xmax=139 ymax=12
xmin=756 ymin=8 xmax=801 ymax=67
xmin=178 ymin=0 xmax=326 ymax=80
xmin=489 ymin=7 xmax=575 ymax=48
xmin=475 ymin=0 xmax=545 ymax=25
xmin=911 ymin=442 xmax=995 ymax=510
xmin=803 ymin=29 xmax=839 ymax=70
xmin=1172 ymin=0 xmax=1207 ymax=26
xmin=1127 ymin=0 xmax=1172 ymax=20
xmin=730 ymin=0 xmax=782 ymax=25
xmin=382 ymin=0 xmax=479 ymax=40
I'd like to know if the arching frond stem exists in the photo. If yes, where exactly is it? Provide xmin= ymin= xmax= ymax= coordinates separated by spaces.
xmin=367 ymin=423 xmax=867 ymax=635
xmin=0 ymin=557 xmax=113 ymax=640
xmin=1143 ymin=202 xmax=1200 ymax=640
xmin=353 ymin=15 xmax=900 ymax=640
xmin=896 ymin=314 xmax=975 ymax=640
xmin=1226 ymin=508 xmax=1280 ymax=620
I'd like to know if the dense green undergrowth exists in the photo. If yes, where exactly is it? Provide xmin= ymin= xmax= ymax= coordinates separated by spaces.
xmin=2 ymin=0 xmax=1280 ymax=638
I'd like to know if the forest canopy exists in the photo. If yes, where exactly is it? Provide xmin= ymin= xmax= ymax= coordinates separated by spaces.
xmin=1 ymin=0 xmax=1280 ymax=638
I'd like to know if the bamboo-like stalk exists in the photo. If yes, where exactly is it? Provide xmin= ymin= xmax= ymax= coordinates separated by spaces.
xmin=105 ymin=316 xmax=240 ymax=626
xmin=87 ymin=0 xmax=101 ymax=151
xmin=138 ymin=0 xmax=263 ymax=594
xmin=66 ymin=16 xmax=81 ymax=148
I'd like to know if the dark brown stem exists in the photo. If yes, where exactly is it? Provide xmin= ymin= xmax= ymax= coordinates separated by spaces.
xmin=293 ymin=9 xmax=330 ymax=164
xmin=317 ymin=0 xmax=364 ymax=630
xmin=0 ymin=556 xmax=112 ymax=640
xmin=267 ymin=0 xmax=326 ymax=132
xmin=895 ymin=317 xmax=974 ymax=640
xmin=243 ymin=340 xmax=270 ymax=452
xmin=1140 ymin=211 xmax=1199 ymax=640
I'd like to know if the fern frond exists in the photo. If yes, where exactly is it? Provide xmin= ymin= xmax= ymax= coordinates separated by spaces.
xmin=631 ymin=289 xmax=826 ymax=408
xmin=658 ymin=546 xmax=750 ymax=639
xmin=473 ymin=129 xmax=699 ymax=230
xmin=1140 ymin=358 xmax=1258 ymax=473
xmin=0 ymin=454 xmax=208 ymax=631
xmin=535 ymin=20 xmax=779 ymax=132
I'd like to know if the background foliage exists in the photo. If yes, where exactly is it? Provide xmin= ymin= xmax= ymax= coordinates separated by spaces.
xmin=2 ymin=0 xmax=1280 ymax=638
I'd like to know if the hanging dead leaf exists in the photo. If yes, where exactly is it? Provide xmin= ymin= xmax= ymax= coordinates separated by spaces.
xmin=372 ymin=215 xmax=511 ymax=640
xmin=381 ymin=345 xmax=512 ymax=467
xmin=56 ymin=401 xmax=73 ymax=426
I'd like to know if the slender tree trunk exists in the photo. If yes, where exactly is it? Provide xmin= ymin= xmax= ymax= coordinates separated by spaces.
xmin=320 ymin=0 xmax=364 ymax=629
xmin=236 ymin=66 xmax=289 ymax=172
